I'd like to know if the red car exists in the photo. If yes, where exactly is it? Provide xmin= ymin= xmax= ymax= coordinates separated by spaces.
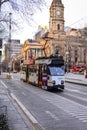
xmin=70 ymin=66 xmax=81 ymax=72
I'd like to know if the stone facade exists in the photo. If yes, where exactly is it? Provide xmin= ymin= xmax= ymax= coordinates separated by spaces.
xmin=36 ymin=0 xmax=87 ymax=67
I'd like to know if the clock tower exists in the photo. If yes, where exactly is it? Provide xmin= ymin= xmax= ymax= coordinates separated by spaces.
xmin=49 ymin=0 xmax=65 ymax=35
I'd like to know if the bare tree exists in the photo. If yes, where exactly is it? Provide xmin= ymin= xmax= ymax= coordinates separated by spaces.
xmin=0 ymin=0 xmax=46 ymax=21
xmin=0 ymin=0 xmax=47 ymax=38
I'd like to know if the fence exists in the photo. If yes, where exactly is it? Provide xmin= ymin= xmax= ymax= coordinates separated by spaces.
xmin=0 ymin=106 xmax=9 ymax=130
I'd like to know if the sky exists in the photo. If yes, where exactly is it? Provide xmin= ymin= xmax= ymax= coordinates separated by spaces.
xmin=12 ymin=0 xmax=87 ymax=43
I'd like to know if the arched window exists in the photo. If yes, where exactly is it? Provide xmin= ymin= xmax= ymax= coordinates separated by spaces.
xmin=57 ymin=24 xmax=60 ymax=30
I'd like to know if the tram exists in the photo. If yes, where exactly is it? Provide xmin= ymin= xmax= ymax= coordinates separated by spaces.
xmin=20 ymin=65 xmax=27 ymax=81
xmin=21 ymin=55 xmax=65 ymax=91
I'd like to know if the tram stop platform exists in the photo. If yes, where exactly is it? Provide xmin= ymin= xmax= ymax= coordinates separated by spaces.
xmin=65 ymin=72 xmax=87 ymax=86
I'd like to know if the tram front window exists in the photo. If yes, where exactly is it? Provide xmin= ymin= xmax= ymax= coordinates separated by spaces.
xmin=49 ymin=67 xmax=64 ymax=76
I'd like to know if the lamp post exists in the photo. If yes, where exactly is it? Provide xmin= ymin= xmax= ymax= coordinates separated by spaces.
xmin=8 ymin=12 xmax=12 ymax=73
xmin=84 ymin=49 xmax=87 ymax=78
xmin=66 ymin=51 xmax=69 ymax=73
xmin=65 ymin=36 xmax=70 ymax=73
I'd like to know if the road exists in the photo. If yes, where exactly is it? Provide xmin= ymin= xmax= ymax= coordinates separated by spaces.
xmin=1 ymin=73 xmax=87 ymax=130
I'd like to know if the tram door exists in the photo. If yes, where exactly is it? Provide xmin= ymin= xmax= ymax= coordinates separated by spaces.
xmin=38 ymin=65 xmax=42 ymax=88
xmin=26 ymin=65 xmax=28 ymax=82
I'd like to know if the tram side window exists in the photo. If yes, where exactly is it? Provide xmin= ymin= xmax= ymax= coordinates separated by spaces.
xmin=28 ymin=67 xmax=33 ymax=73
xmin=29 ymin=66 xmax=37 ymax=73
xmin=42 ymin=65 xmax=50 ymax=75
xmin=47 ymin=67 xmax=51 ymax=75
xmin=42 ymin=65 xmax=47 ymax=73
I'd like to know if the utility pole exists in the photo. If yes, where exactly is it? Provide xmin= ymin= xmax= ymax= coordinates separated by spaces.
xmin=0 ymin=0 xmax=1 ymax=12
xmin=9 ymin=13 xmax=12 ymax=42
xmin=84 ymin=49 xmax=87 ymax=78
xmin=8 ymin=12 xmax=12 ymax=73
xmin=66 ymin=37 xmax=70 ymax=73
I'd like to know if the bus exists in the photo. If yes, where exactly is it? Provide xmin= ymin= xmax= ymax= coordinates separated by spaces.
xmin=23 ymin=55 xmax=65 ymax=91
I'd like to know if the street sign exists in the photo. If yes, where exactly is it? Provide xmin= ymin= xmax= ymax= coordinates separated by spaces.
xmin=0 ymin=39 xmax=2 ymax=48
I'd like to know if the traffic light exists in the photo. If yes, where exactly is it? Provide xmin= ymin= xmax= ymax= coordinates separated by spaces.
xmin=0 ymin=51 xmax=2 ymax=56
xmin=0 ymin=39 xmax=2 ymax=48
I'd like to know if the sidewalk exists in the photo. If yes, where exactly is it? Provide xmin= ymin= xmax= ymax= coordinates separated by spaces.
xmin=65 ymin=72 xmax=87 ymax=86
xmin=0 ymin=74 xmax=34 ymax=130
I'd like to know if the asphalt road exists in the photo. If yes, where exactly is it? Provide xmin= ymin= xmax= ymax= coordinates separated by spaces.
xmin=1 ymin=73 xmax=87 ymax=130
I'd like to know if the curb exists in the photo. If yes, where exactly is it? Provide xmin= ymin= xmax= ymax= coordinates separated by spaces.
xmin=65 ymin=80 xmax=87 ymax=86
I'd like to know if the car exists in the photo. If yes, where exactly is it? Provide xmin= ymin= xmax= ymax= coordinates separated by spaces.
xmin=70 ymin=66 xmax=81 ymax=72
xmin=13 ymin=70 xmax=17 ymax=73
xmin=80 ymin=66 xmax=86 ymax=72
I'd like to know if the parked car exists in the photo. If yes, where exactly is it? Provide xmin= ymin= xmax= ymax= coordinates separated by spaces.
xmin=80 ymin=66 xmax=86 ymax=72
xmin=13 ymin=70 xmax=17 ymax=73
xmin=70 ymin=66 xmax=81 ymax=72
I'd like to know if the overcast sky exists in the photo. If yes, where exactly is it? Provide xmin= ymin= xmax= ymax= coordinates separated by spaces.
xmin=12 ymin=0 xmax=87 ymax=43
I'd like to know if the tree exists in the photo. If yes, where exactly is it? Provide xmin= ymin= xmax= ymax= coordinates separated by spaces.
xmin=0 ymin=0 xmax=46 ymax=22
xmin=0 ymin=0 xmax=47 ymax=39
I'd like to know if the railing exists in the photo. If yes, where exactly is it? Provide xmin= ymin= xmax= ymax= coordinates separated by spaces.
xmin=0 ymin=105 xmax=9 ymax=130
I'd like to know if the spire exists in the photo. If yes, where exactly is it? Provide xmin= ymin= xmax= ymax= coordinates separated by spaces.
xmin=50 ymin=0 xmax=63 ymax=8
xmin=52 ymin=0 xmax=62 ymax=4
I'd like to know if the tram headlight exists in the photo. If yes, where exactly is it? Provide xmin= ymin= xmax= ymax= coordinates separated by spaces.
xmin=61 ymin=80 xmax=64 ymax=84
xmin=53 ymin=80 xmax=55 ymax=85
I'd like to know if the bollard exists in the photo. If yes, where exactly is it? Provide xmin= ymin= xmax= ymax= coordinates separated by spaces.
xmin=84 ymin=70 xmax=87 ymax=78
xmin=6 ymin=73 xmax=11 ymax=79
xmin=85 ymin=74 xmax=87 ymax=78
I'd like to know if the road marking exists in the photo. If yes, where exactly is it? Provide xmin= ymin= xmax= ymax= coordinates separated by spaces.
xmin=66 ymin=88 xmax=87 ymax=95
xmin=45 ymin=111 xmax=60 ymax=121
xmin=64 ymin=92 xmax=87 ymax=102
xmin=22 ymin=92 xmax=26 ymax=96
xmin=0 ymin=80 xmax=8 ymax=89
xmin=66 ymin=88 xmax=80 ymax=92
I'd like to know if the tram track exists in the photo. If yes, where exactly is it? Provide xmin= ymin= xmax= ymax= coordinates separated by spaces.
xmin=54 ymin=83 xmax=87 ymax=108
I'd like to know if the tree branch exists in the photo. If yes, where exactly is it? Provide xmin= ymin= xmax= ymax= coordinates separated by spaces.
xmin=1 ymin=0 xmax=9 ymax=5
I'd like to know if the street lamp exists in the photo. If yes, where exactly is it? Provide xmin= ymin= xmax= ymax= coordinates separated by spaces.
xmin=8 ymin=12 xmax=12 ymax=73
xmin=66 ymin=51 xmax=69 ymax=73
xmin=65 ymin=36 xmax=70 ymax=73
xmin=84 ymin=49 xmax=87 ymax=78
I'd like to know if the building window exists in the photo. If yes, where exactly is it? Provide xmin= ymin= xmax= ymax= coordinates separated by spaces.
xmin=57 ymin=24 xmax=60 ymax=30
xmin=74 ymin=49 xmax=78 ymax=64
xmin=37 ymin=49 xmax=42 ymax=57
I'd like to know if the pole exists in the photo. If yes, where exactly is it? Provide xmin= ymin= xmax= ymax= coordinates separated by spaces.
xmin=83 ymin=49 xmax=87 ymax=78
xmin=9 ymin=13 xmax=12 ymax=42
xmin=0 ymin=0 xmax=1 ymax=12
xmin=66 ymin=40 xmax=69 ymax=73
xmin=8 ymin=13 xmax=12 ymax=73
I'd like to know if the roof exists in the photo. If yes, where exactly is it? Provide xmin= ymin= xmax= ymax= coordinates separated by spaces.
xmin=27 ymin=39 xmax=40 ymax=44
xmin=52 ymin=0 xmax=62 ymax=4
xmin=50 ymin=0 xmax=64 ymax=9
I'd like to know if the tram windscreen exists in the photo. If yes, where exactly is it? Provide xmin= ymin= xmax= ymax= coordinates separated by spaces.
xmin=49 ymin=66 xmax=64 ymax=76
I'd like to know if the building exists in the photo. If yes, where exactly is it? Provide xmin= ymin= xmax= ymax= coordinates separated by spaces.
xmin=20 ymin=39 xmax=43 ymax=67
xmin=34 ymin=0 xmax=87 ymax=68
xmin=2 ymin=39 xmax=22 ymax=71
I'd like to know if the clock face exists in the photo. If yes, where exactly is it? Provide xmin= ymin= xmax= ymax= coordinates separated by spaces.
xmin=57 ymin=11 xmax=60 ymax=16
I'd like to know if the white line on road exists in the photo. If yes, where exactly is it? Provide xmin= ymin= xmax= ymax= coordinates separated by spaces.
xmin=45 ymin=111 xmax=60 ymax=121
xmin=0 ymin=80 xmax=8 ymax=89
xmin=66 ymin=88 xmax=87 ymax=95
